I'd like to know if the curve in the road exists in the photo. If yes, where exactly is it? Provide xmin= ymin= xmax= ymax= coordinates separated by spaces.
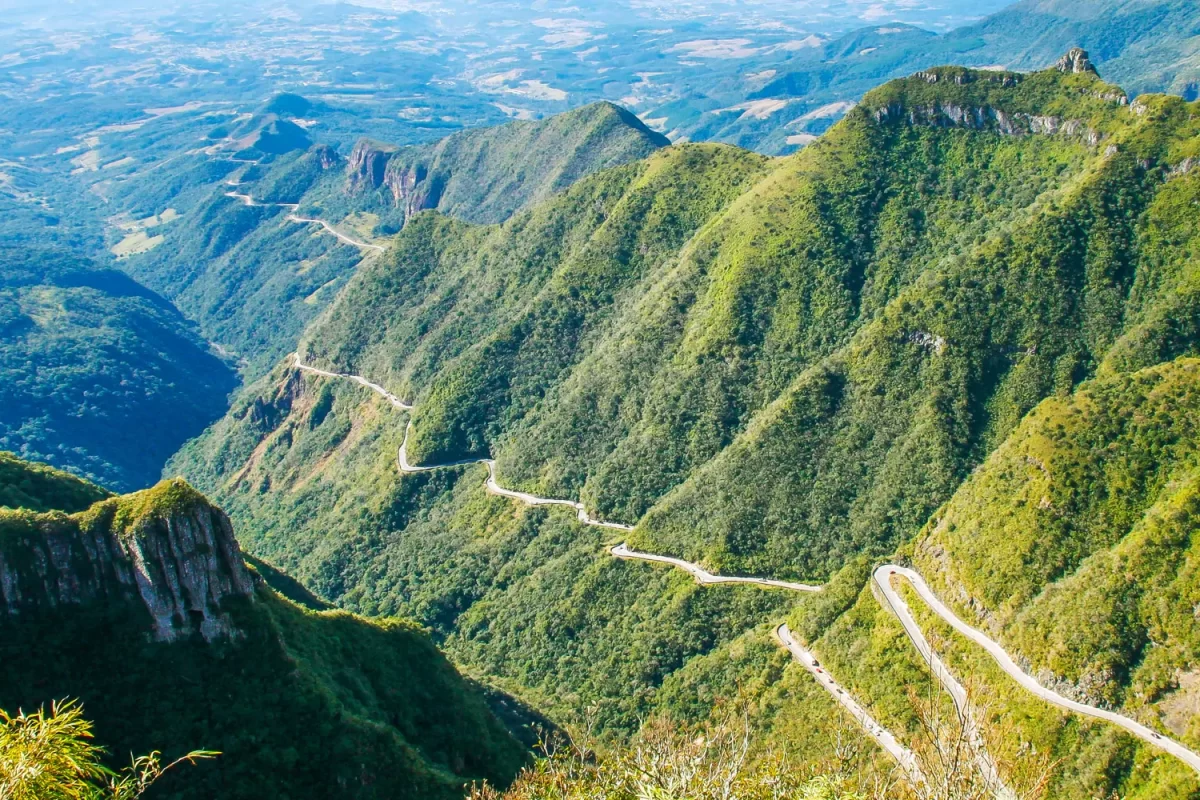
xmin=224 ymin=190 xmax=384 ymax=251
xmin=875 ymin=566 xmax=1200 ymax=777
xmin=611 ymin=543 xmax=819 ymax=591
xmin=288 ymin=354 xmax=1200 ymax=783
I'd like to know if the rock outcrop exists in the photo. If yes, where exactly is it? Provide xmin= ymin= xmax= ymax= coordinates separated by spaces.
xmin=342 ymin=101 xmax=669 ymax=226
xmin=0 ymin=479 xmax=254 ymax=642
xmin=865 ymin=54 xmax=1127 ymax=143
xmin=1055 ymin=47 xmax=1097 ymax=75
xmin=383 ymin=158 xmax=444 ymax=220
xmin=345 ymin=140 xmax=442 ymax=218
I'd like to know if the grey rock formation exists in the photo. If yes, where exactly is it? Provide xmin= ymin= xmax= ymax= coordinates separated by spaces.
xmin=0 ymin=480 xmax=254 ymax=642
xmin=346 ymin=139 xmax=397 ymax=191
xmin=1055 ymin=47 xmax=1097 ymax=75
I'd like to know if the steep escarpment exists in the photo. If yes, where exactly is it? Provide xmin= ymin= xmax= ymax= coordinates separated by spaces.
xmin=0 ymin=479 xmax=253 ymax=641
xmin=0 ymin=455 xmax=529 ymax=799
xmin=344 ymin=101 xmax=670 ymax=225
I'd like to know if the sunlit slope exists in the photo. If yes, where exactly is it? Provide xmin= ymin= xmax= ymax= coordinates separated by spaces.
xmin=169 ymin=59 xmax=1200 ymax=796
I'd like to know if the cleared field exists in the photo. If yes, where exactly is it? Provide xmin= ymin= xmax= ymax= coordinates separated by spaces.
xmin=111 ymin=231 xmax=165 ymax=257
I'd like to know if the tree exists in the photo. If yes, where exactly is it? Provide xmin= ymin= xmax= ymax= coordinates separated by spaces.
xmin=0 ymin=699 xmax=215 ymax=800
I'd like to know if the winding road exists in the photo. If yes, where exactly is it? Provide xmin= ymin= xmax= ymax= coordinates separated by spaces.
xmin=775 ymin=622 xmax=926 ymax=787
xmin=224 ymin=189 xmax=385 ymax=251
xmin=290 ymin=334 xmax=1200 ymax=786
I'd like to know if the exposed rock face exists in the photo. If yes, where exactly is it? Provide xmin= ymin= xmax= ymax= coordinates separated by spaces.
xmin=346 ymin=140 xmax=397 ymax=190
xmin=313 ymin=144 xmax=341 ymax=171
xmin=0 ymin=480 xmax=254 ymax=642
xmin=383 ymin=159 xmax=443 ymax=220
xmin=872 ymin=101 xmax=1101 ymax=141
xmin=1055 ymin=47 xmax=1097 ymax=75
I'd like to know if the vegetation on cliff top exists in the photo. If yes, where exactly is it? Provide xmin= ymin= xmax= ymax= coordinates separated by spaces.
xmin=0 ymin=458 xmax=531 ymax=799
xmin=0 ymin=450 xmax=111 ymax=513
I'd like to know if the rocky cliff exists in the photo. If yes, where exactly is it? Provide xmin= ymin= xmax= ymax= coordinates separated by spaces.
xmin=342 ymin=101 xmax=669 ymax=225
xmin=0 ymin=479 xmax=254 ymax=641
xmin=862 ymin=50 xmax=1125 ymax=141
xmin=346 ymin=138 xmax=398 ymax=191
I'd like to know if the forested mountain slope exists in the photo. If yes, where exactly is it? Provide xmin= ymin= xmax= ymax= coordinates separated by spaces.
xmin=171 ymin=55 xmax=1200 ymax=798
xmin=0 ymin=246 xmax=236 ymax=492
xmin=0 ymin=455 xmax=528 ymax=799
xmin=120 ymin=102 xmax=668 ymax=375
xmin=341 ymin=101 xmax=670 ymax=229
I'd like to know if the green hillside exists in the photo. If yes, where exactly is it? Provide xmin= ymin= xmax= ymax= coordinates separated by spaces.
xmin=0 ymin=457 xmax=528 ymax=799
xmin=914 ymin=357 xmax=1200 ymax=718
xmin=0 ymin=245 xmax=237 ymax=492
xmin=170 ymin=57 xmax=1200 ymax=797
xmin=342 ymin=101 xmax=671 ymax=228
xmin=121 ymin=102 xmax=669 ymax=377
xmin=0 ymin=449 xmax=111 ymax=513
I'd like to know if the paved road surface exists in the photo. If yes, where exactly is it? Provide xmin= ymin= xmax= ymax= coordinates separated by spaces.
xmin=225 ymin=191 xmax=384 ymax=251
xmin=874 ymin=565 xmax=1200 ymax=777
xmin=612 ymin=543 xmax=819 ymax=591
xmin=776 ymin=623 xmax=926 ymax=786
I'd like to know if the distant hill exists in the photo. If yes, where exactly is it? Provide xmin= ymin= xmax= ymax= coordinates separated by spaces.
xmin=963 ymin=0 xmax=1200 ymax=98
xmin=0 ymin=457 xmax=529 ymax=799
xmin=122 ymin=101 xmax=669 ymax=376
xmin=264 ymin=91 xmax=313 ymax=117
xmin=0 ymin=246 xmax=237 ymax=491
xmin=672 ymin=0 xmax=1200 ymax=153
xmin=343 ymin=101 xmax=671 ymax=227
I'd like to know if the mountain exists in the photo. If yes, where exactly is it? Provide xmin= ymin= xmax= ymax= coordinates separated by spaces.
xmin=170 ymin=54 xmax=1200 ymax=797
xmin=672 ymin=0 xmax=1200 ymax=153
xmin=343 ymin=101 xmax=671 ymax=228
xmin=0 ymin=245 xmax=237 ymax=492
xmin=962 ymin=0 xmax=1200 ymax=98
xmin=0 ymin=454 xmax=528 ymax=799
xmin=120 ymin=102 xmax=669 ymax=377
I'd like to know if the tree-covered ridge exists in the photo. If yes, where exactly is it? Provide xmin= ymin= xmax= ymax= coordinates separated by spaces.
xmin=297 ymin=56 xmax=1166 ymax=560
xmin=0 ymin=456 xmax=529 ymax=799
xmin=632 ymin=88 xmax=1200 ymax=579
xmin=0 ymin=246 xmax=237 ymax=492
xmin=0 ymin=450 xmax=111 ymax=513
xmin=344 ymin=101 xmax=671 ymax=227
